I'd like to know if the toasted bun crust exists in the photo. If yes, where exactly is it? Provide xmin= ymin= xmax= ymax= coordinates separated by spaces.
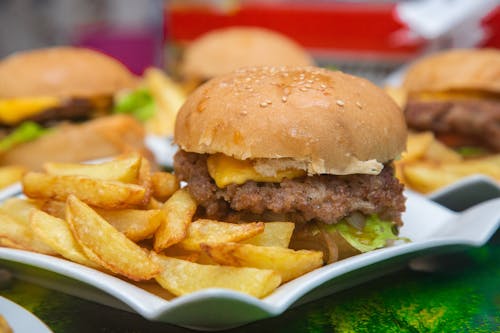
xmin=180 ymin=27 xmax=314 ymax=81
xmin=0 ymin=47 xmax=136 ymax=98
xmin=175 ymin=66 xmax=407 ymax=175
xmin=403 ymin=48 xmax=500 ymax=94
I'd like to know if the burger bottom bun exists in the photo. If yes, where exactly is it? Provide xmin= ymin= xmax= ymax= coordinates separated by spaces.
xmin=0 ymin=115 xmax=153 ymax=170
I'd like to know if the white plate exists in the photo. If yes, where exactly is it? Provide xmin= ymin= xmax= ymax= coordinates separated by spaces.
xmin=0 ymin=191 xmax=498 ymax=330
xmin=0 ymin=296 xmax=53 ymax=333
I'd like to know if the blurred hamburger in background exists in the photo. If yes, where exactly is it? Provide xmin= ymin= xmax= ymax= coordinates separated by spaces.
xmin=0 ymin=47 xmax=152 ymax=171
xmin=174 ymin=66 xmax=407 ymax=263
xmin=403 ymin=48 xmax=500 ymax=154
xmin=177 ymin=27 xmax=315 ymax=91
xmin=388 ymin=48 xmax=500 ymax=193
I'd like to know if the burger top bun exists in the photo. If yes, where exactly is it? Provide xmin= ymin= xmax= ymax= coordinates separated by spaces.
xmin=175 ymin=66 xmax=407 ymax=175
xmin=0 ymin=47 xmax=136 ymax=98
xmin=403 ymin=48 xmax=500 ymax=94
xmin=179 ymin=27 xmax=314 ymax=81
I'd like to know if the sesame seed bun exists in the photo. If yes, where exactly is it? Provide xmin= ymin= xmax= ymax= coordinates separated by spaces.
xmin=403 ymin=48 xmax=500 ymax=94
xmin=179 ymin=27 xmax=314 ymax=82
xmin=0 ymin=47 xmax=136 ymax=98
xmin=175 ymin=66 xmax=407 ymax=175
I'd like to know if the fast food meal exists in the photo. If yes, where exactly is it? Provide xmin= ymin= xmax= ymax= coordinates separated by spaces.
xmin=173 ymin=66 xmax=408 ymax=263
xmin=402 ymin=48 xmax=500 ymax=154
xmin=0 ymin=47 xmax=152 ymax=172
xmin=0 ymin=153 xmax=324 ymax=298
xmin=387 ymin=48 xmax=500 ymax=193
xmin=176 ymin=27 xmax=315 ymax=91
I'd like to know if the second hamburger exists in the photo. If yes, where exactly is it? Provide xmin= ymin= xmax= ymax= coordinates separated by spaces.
xmin=174 ymin=66 xmax=407 ymax=263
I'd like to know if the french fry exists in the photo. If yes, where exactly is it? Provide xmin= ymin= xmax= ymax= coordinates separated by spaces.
xmin=40 ymin=200 xmax=66 ymax=219
xmin=244 ymin=222 xmax=295 ymax=248
xmin=137 ymin=158 xmax=153 ymax=206
xmin=97 ymin=209 xmax=162 ymax=242
xmin=41 ymin=200 xmax=162 ymax=242
xmin=23 ymin=172 xmax=146 ymax=209
xmin=0 ymin=209 xmax=55 ymax=254
xmin=154 ymin=255 xmax=281 ymax=298
xmin=0 ymin=166 xmax=26 ymax=189
xmin=177 ymin=219 xmax=265 ymax=251
xmin=66 ymin=195 xmax=160 ymax=280
xmin=403 ymin=132 xmax=435 ymax=162
xmin=43 ymin=153 xmax=142 ymax=183
xmin=151 ymin=172 xmax=179 ymax=202
xmin=424 ymin=140 xmax=462 ymax=163
xmin=202 ymin=242 xmax=323 ymax=282
xmin=144 ymin=68 xmax=187 ymax=136
xmin=154 ymin=189 xmax=197 ymax=252
xmin=162 ymin=247 xmax=200 ymax=262
xmin=0 ymin=198 xmax=43 ymax=222
xmin=30 ymin=209 xmax=98 ymax=267
xmin=403 ymin=158 xmax=500 ymax=193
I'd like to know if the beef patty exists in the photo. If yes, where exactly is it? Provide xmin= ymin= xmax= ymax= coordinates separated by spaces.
xmin=174 ymin=150 xmax=406 ymax=225
xmin=405 ymin=99 xmax=500 ymax=152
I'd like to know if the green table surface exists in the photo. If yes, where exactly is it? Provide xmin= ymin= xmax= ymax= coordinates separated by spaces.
xmin=0 ymin=231 xmax=498 ymax=333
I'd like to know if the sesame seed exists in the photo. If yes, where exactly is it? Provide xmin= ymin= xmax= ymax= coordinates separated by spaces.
xmin=336 ymin=100 xmax=345 ymax=106
xmin=356 ymin=102 xmax=363 ymax=108
xmin=281 ymin=96 xmax=288 ymax=102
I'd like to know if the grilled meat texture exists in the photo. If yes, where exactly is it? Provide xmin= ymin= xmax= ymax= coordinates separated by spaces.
xmin=174 ymin=151 xmax=406 ymax=225
xmin=405 ymin=99 xmax=500 ymax=152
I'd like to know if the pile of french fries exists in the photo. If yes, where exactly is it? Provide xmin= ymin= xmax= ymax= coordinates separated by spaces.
xmin=395 ymin=132 xmax=500 ymax=193
xmin=0 ymin=153 xmax=323 ymax=299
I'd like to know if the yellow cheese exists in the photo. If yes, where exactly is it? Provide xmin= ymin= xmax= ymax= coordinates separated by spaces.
xmin=0 ymin=97 xmax=60 ymax=125
xmin=413 ymin=90 xmax=499 ymax=101
xmin=207 ymin=153 xmax=305 ymax=188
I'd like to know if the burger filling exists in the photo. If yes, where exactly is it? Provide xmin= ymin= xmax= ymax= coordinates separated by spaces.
xmin=0 ymin=96 xmax=113 ymax=150
xmin=405 ymin=98 xmax=500 ymax=152
xmin=174 ymin=150 xmax=407 ymax=262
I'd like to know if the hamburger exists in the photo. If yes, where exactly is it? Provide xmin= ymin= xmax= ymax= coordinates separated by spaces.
xmin=0 ymin=47 xmax=152 ymax=169
xmin=402 ymin=48 xmax=500 ymax=154
xmin=173 ymin=66 xmax=407 ymax=263
xmin=177 ymin=27 xmax=314 ymax=90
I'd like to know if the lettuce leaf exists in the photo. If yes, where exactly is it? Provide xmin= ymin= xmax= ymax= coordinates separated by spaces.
xmin=326 ymin=215 xmax=409 ymax=253
xmin=455 ymin=146 xmax=488 ymax=158
xmin=114 ymin=89 xmax=156 ymax=122
xmin=0 ymin=122 xmax=49 ymax=152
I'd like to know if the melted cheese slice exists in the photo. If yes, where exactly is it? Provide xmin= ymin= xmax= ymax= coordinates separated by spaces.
xmin=0 ymin=97 xmax=60 ymax=125
xmin=207 ymin=154 xmax=306 ymax=188
xmin=413 ymin=90 xmax=500 ymax=101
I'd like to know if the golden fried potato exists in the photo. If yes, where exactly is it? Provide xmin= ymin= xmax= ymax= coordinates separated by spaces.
xmin=403 ymin=157 xmax=500 ymax=193
xmin=97 ymin=209 xmax=162 ymax=242
xmin=244 ymin=222 xmax=295 ymax=248
xmin=144 ymin=68 xmax=187 ymax=136
xmin=66 ymin=195 xmax=160 ymax=280
xmin=137 ymin=158 xmax=153 ymax=206
xmin=0 ymin=201 xmax=55 ymax=254
xmin=154 ymin=255 xmax=281 ymax=298
xmin=177 ymin=219 xmax=265 ymax=251
xmin=154 ymin=189 xmax=197 ymax=252
xmin=151 ymin=172 xmax=179 ymax=202
xmin=43 ymin=153 xmax=142 ymax=183
xmin=202 ymin=242 xmax=323 ymax=282
xmin=0 ymin=166 xmax=26 ymax=189
xmin=23 ymin=173 xmax=146 ymax=209
xmin=31 ymin=209 xmax=98 ymax=267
